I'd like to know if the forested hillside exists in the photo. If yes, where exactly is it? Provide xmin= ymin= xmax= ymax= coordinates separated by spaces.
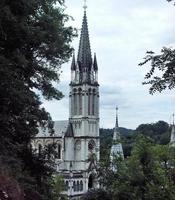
xmin=100 ymin=121 xmax=171 ymax=159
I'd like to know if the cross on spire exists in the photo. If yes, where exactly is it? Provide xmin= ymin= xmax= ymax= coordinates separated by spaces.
xmin=83 ymin=0 xmax=87 ymax=10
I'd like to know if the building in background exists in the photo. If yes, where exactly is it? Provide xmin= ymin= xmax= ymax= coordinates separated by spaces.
xmin=110 ymin=107 xmax=124 ymax=171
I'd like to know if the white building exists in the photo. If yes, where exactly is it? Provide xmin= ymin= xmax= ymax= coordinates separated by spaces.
xmin=31 ymin=4 xmax=100 ymax=199
xmin=110 ymin=107 xmax=124 ymax=171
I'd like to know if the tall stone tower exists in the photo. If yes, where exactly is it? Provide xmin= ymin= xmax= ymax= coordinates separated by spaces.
xmin=68 ymin=5 xmax=100 ymax=193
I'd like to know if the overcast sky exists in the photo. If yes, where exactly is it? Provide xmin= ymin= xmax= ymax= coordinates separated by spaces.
xmin=43 ymin=0 xmax=175 ymax=129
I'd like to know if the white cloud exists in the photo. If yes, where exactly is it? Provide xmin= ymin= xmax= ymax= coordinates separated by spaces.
xmin=43 ymin=0 xmax=175 ymax=129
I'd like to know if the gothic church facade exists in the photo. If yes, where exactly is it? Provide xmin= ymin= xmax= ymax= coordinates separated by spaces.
xmin=31 ymin=7 xmax=100 ymax=199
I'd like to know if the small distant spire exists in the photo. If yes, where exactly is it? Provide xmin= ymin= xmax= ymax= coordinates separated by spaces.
xmin=113 ymin=106 xmax=120 ymax=141
xmin=71 ymin=53 xmax=76 ymax=71
xmin=115 ymin=107 xmax=119 ymax=129
xmin=93 ymin=53 xmax=98 ymax=71
xmin=110 ymin=106 xmax=124 ymax=168
xmin=83 ymin=0 xmax=87 ymax=11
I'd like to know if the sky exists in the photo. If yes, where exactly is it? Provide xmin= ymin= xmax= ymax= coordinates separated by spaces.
xmin=43 ymin=0 xmax=175 ymax=129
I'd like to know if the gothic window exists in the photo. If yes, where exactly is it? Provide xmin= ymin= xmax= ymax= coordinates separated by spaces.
xmin=88 ymin=140 xmax=96 ymax=151
xmin=65 ymin=181 xmax=69 ymax=190
xmin=75 ymin=140 xmax=81 ymax=151
xmin=57 ymin=144 xmax=61 ymax=159
xmin=80 ymin=180 xmax=83 ymax=191
xmin=73 ymin=181 xmax=76 ymax=192
xmin=77 ymin=181 xmax=80 ymax=191
xmin=47 ymin=143 xmax=52 ymax=160
xmin=88 ymin=88 xmax=91 ymax=115
xmin=73 ymin=89 xmax=77 ymax=115
xmin=75 ymin=140 xmax=81 ymax=161
xmin=78 ymin=88 xmax=82 ymax=115
xmin=38 ymin=144 xmax=42 ymax=155
xmin=92 ymin=89 xmax=96 ymax=115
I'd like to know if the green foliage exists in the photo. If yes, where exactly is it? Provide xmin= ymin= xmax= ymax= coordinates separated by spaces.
xmin=139 ymin=48 xmax=175 ymax=94
xmin=100 ymin=128 xmax=134 ymax=159
xmin=50 ymin=175 xmax=67 ymax=200
xmin=136 ymin=121 xmax=170 ymax=145
xmin=139 ymin=1 xmax=175 ymax=94
xmin=100 ymin=135 xmax=175 ymax=200
xmin=0 ymin=0 xmax=75 ymax=199
xmin=100 ymin=120 xmax=170 ymax=163
xmin=82 ymin=189 xmax=112 ymax=200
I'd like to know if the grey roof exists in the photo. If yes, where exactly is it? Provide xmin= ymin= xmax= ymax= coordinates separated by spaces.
xmin=36 ymin=120 xmax=69 ymax=138
xmin=93 ymin=53 xmax=98 ymax=71
xmin=65 ymin=123 xmax=74 ymax=137
xmin=71 ymin=53 xmax=76 ymax=71
xmin=77 ymin=10 xmax=92 ymax=71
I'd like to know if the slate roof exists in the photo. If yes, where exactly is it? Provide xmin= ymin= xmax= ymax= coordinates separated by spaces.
xmin=37 ymin=120 xmax=69 ymax=137
xmin=65 ymin=123 xmax=74 ymax=137
xmin=77 ymin=10 xmax=92 ymax=71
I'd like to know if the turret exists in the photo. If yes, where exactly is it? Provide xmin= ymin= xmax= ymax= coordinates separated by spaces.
xmin=93 ymin=53 xmax=98 ymax=82
xmin=71 ymin=53 xmax=76 ymax=82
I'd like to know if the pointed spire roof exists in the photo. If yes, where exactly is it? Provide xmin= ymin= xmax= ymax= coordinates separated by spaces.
xmin=65 ymin=123 xmax=74 ymax=137
xmin=71 ymin=53 xmax=76 ymax=71
xmin=110 ymin=107 xmax=124 ymax=166
xmin=113 ymin=107 xmax=120 ymax=142
xmin=77 ymin=10 xmax=92 ymax=70
xmin=93 ymin=53 xmax=98 ymax=71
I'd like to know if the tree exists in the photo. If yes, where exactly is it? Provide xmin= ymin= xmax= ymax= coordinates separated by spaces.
xmin=98 ymin=135 xmax=175 ymax=200
xmin=139 ymin=48 xmax=175 ymax=94
xmin=0 ymin=0 xmax=75 ymax=198
xmin=82 ymin=189 xmax=112 ymax=200
xmin=139 ymin=1 xmax=175 ymax=94
xmin=50 ymin=175 xmax=67 ymax=200
xmin=135 ymin=121 xmax=170 ymax=144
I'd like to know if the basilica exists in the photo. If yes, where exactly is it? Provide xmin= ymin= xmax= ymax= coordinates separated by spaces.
xmin=31 ymin=4 xmax=100 ymax=199
xmin=31 ymin=2 xmax=126 ymax=199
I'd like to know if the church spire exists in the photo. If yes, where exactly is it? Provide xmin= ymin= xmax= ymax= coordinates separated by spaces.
xmin=93 ymin=53 xmax=98 ymax=71
xmin=71 ymin=53 xmax=76 ymax=71
xmin=77 ymin=3 xmax=92 ymax=71
xmin=113 ymin=107 xmax=120 ymax=142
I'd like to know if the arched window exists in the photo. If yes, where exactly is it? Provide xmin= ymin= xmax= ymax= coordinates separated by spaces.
xmin=78 ymin=88 xmax=82 ymax=115
xmin=57 ymin=144 xmax=61 ymax=159
xmin=73 ymin=181 xmax=76 ymax=191
xmin=88 ymin=140 xmax=96 ymax=151
xmin=75 ymin=140 xmax=81 ymax=161
xmin=46 ymin=143 xmax=53 ymax=160
xmin=88 ymin=88 xmax=91 ymax=115
xmin=77 ymin=181 xmax=80 ymax=191
xmin=65 ymin=181 xmax=69 ymax=190
xmin=38 ymin=144 xmax=42 ymax=155
xmin=74 ymin=89 xmax=77 ymax=115
xmin=80 ymin=180 xmax=83 ymax=191
xmin=92 ymin=89 xmax=96 ymax=115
